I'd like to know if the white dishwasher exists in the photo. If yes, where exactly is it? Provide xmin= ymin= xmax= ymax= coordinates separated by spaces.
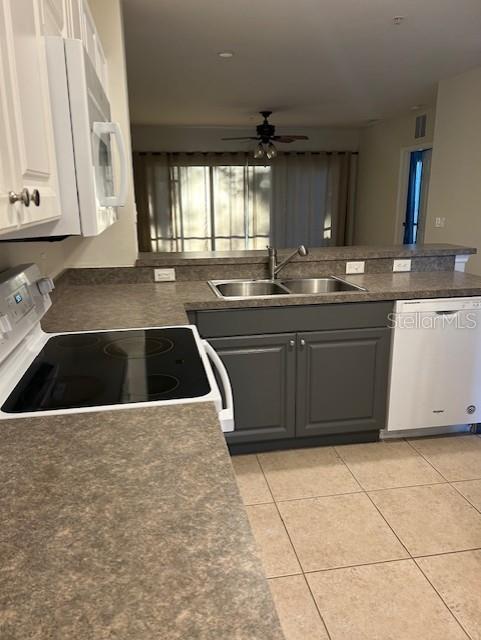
xmin=386 ymin=297 xmax=481 ymax=432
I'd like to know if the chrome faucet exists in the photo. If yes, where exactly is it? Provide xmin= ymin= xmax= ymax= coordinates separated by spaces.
xmin=267 ymin=245 xmax=309 ymax=280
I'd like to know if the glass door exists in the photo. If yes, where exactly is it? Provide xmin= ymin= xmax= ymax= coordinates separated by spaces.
xmin=403 ymin=148 xmax=432 ymax=245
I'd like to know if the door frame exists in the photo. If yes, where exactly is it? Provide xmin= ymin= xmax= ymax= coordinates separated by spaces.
xmin=393 ymin=143 xmax=433 ymax=244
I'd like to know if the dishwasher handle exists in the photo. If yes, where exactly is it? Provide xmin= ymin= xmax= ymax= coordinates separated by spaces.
xmin=202 ymin=340 xmax=234 ymax=433
xmin=435 ymin=310 xmax=459 ymax=316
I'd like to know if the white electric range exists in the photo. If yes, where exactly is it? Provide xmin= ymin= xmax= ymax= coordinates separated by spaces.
xmin=0 ymin=264 xmax=234 ymax=432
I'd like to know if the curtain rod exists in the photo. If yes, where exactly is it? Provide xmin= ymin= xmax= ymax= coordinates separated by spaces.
xmin=137 ymin=151 xmax=359 ymax=156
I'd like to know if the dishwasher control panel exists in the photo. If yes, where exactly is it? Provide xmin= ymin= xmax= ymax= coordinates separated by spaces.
xmin=395 ymin=297 xmax=481 ymax=313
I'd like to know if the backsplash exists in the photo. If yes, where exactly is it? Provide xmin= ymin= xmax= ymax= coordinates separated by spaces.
xmin=58 ymin=254 xmax=456 ymax=286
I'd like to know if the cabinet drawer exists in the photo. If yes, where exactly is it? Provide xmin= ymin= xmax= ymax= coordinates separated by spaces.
xmin=193 ymin=302 xmax=393 ymax=338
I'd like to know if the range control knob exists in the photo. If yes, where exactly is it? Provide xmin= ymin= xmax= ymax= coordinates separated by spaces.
xmin=36 ymin=277 xmax=55 ymax=295
xmin=0 ymin=314 xmax=13 ymax=335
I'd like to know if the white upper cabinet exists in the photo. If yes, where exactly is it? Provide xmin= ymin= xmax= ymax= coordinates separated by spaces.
xmin=0 ymin=0 xmax=61 ymax=234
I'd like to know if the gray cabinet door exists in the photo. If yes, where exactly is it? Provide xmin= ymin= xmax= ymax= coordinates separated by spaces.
xmin=296 ymin=328 xmax=391 ymax=437
xmin=209 ymin=334 xmax=297 ymax=444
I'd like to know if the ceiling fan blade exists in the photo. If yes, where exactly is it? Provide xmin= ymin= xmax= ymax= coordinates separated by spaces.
xmin=221 ymin=136 xmax=259 ymax=141
xmin=272 ymin=135 xmax=309 ymax=143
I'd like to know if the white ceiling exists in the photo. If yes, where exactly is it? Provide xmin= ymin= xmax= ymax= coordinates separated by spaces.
xmin=122 ymin=0 xmax=481 ymax=128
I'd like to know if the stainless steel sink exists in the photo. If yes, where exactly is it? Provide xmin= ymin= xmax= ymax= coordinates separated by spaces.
xmin=210 ymin=280 xmax=290 ymax=299
xmin=209 ymin=276 xmax=366 ymax=299
xmin=280 ymin=277 xmax=366 ymax=294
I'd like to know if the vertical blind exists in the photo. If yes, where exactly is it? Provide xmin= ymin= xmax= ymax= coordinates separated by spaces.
xmin=133 ymin=151 xmax=357 ymax=253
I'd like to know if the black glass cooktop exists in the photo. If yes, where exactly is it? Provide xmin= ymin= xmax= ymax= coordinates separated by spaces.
xmin=2 ymin=327 xmax=211 ymax=413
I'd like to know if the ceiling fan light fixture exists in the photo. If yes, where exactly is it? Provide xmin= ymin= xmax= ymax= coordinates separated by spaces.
xmin=254 ymin=143 xmax=265 ymax=159
xmin=266 ymin=142 xmax=277 ymax=160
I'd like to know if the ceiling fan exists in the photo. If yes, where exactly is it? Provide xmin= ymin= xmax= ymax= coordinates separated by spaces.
xmin=222 ymin=111 xmax=309 ymax=159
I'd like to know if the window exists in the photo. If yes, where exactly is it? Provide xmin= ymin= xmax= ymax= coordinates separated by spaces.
xmin=134 ymin=151 xmax=358 ymax=253
xmin=168 ymin=163 xmax=270 ymax=252
xmin=139 ymin=154 xmax=271 ymax=251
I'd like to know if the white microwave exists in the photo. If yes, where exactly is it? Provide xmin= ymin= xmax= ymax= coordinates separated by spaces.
xmin=3 ymin=37 xmax=128 ymax=240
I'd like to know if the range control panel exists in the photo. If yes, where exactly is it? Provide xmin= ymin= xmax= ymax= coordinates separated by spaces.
xmin=0 ymin=264 xmax=54 ymax=365
xmin=6 ymin=283 xmax=34 ymax=323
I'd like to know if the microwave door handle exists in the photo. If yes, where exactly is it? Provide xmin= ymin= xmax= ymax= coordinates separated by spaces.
xmin=92 ymin=122 xmax=128 ymax=207
xmin=202 ymin=340 xmax=234 ymax=432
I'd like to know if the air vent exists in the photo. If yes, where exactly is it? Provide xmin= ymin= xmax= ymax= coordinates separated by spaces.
xmin=415 ymin=114 xmax=427 ymax=139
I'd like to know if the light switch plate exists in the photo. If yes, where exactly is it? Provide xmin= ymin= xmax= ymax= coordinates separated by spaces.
xmin=435 ymin=217 xmax=446 ymax=228
xmin=154 ymin=268 xmax=176 ymax=282
xmin=346 ymin=261 xmax=365 ymax=275
xmin=393 ymin=259 xmax=412 ymax=272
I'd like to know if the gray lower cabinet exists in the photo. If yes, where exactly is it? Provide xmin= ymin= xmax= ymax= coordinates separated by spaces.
xmin=296 ymin=328 xmax=391 ymax=437
xmin=192 ymin=302 xmax=393 ymax=447
xmin=209 ymin=333 xmax=297 ymax=445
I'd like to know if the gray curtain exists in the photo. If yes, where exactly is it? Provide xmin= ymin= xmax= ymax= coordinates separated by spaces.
xmin=270 ymin=152 xmax=358 ymax=248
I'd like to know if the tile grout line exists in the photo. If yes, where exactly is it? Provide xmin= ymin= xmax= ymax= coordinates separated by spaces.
xmin=272 ymin=488 xmax=363 ymax=503
xmin=244 ymin=480 xmax=460 ymax=505
xmin=302 ymin=556 xmax=412 ymax=574
xmin=404 ymin=438 xmax=451 ymax=482
xmin=450 ymin=481 xmax=481 ymax=517
xmin=334 ymin=449 xmax=415 ymax=561
xmin=402 ymin=438 xmax=481 ymax=514
xmin=336 ymin=437 xmax=451 ymax=488
xmin=413 ymin=545 xmax=481 ymax=561
xmin=413 ymin=557 xmax=474 ymax=640
xmin=255 ymin=454 xmax=333 ymax=640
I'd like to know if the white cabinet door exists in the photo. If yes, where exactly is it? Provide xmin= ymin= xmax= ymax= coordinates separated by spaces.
xmin=0 ymin=61 xmax=19 ymax=233
xmin=0 ymin=0 xmax=61 ymax=232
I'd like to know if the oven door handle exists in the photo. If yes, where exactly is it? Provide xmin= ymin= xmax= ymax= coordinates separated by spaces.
xmin=202 ymin=340 xmax=234 ymax=432
xmin=93 ymin=121 xmax=128 ymax=207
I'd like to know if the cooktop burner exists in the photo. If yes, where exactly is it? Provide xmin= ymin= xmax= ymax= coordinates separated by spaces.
xmin=127 ymin=373 xmax=180 ymax=401
xmin=2 ymin=327 xmax=211 ymax=413
xmin=104 ymin=336 xmax=174 ymax=359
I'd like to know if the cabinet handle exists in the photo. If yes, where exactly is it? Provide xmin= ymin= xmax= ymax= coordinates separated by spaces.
xmin=9 ymin=189 xmax=30 ymax=206
xmin=299 ymin=338 xmax=306 ymax=349
xmin=31 ymin=189 xmax=40 ymax=207
xmin=288 ymin=339 xmax=295 ymax=350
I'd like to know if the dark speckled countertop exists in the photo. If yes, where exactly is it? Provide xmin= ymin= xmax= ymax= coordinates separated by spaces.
xmin=43 ymin=270 xmax=481 ymax=332
xmin=0 ymin=404 xmax=284 ymax=639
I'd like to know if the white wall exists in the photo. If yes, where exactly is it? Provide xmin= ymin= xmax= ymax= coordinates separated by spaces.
xmin=354 ymin=108 xmax=435 ymax=245
xmin=425 ymin=66 xmax=481 ymax=275
xmin=131 ymin=124 xmax=360 ymax=153
xmin=0 ymin=0 xmax=138 ymax=278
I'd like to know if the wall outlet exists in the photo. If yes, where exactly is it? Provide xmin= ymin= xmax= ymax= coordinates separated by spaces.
xmin=435 ymin=217 xmax=446 ymax=228
xmin=154 ymin=268 xmax=176 ymax=282
xmin=393 ymin=259 xmax=412 ymax=272
xmin=346 ymin=261 xmax=365 ymax=275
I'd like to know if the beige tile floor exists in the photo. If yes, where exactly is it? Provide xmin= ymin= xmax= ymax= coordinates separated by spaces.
xmin=232 ymin=433 xmax=481 ymax=640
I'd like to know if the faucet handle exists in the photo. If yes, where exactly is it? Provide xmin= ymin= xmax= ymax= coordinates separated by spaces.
xmin=267 ymin=245 xmax=277 ymax=256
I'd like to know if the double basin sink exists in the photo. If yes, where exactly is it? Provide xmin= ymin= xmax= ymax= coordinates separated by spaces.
xmin=209 ymin=277 xmax=367 ymax=299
